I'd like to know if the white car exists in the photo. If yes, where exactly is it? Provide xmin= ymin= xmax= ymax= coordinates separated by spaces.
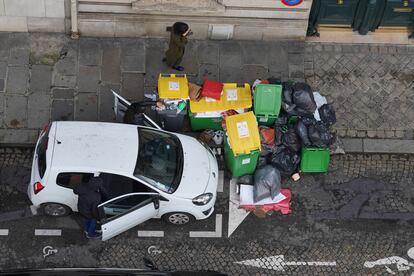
xmin=27 ymin=119 xmax=218 ymax=241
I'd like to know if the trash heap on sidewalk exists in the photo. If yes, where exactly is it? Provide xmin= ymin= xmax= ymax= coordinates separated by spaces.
xmin=152 ymin=73 xmax=337 ymax=217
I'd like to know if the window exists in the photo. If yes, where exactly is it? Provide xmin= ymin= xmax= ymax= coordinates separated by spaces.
xmin=100 ymin=194 xmax=153 ymax=219
xmin=36 ymin=125 xmax=50 ymax=179
xmin=56 ymin=173 xmax=94 ymax=189
xmin=134 ymin=128 xmax=183 ymax=193
xmin=99 ymin=173 xmax=152 ymax=201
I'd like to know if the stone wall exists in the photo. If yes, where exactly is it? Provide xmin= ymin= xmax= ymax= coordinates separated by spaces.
xmin=0 ymin=0 xmax=67 ymax=33
xmin=77 ymin=0 xmax=312 ymax=40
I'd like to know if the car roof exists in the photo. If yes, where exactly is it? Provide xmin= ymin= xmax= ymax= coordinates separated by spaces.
xmin=50 ymin=121 xmax=139 ymax=175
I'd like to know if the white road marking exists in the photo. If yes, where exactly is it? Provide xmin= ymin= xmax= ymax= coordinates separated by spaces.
xmin=228 ymin=177 xmax=250 ymax=237
xmin=364 ymin=247 xmax=414 ymax=274
xmin=34 ymin=229 xmax=62 ymax=236
xmin=42 ymin=246 xmax=58 ymax=258
xmin=217 ymin=170 xmax=224 ymax=193
xmin=0 ymin=229 xmax=9 ymax=236
xmin=189 ymin=214 xmax=222 ymax=238
xmin=235 ymin=255 xmax=337 ymax=271
xmin=138 ymin=231 xmax=164 ymax=237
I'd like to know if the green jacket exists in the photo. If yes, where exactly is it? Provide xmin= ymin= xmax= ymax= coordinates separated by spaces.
xmin=165 ymin=32 xmax=188 ymax=66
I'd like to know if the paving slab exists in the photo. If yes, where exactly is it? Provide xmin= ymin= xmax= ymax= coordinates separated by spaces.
xmin=74 ymin=93 xmax=98 ymax=121
xmin=78 ymin=66 xmax=100 ymax=93
xmin=363 ymin=139 xmax=414 ymax=154
xmin=240 ymin=41 xmax=271 ymax=65
xmin=51 ymin=99 xmax=74 ymax=121
xmin=52 ymin=88 xmax=75 ymax=100
xmin=120 ymin=40 xmax=145 ymax=73
xmin=6 ymin=66 xmax=29 ymax=94
xmin=27 ymin=94 xmax=50 ymax=128
xmin=0 ymin=129 xmax=39 ymax=144
xmin=102 ymin=43 xmax=121 ymax=82
xmin=4 ymin=95 xmax=27 ymax=128
xmin=29 ymin=64 xmax=52 ymax=94
xmin=79 ymin=39 xmax=101 ymax=66
xmin=197 ymin=41 xmax=219 ymax=64
xmin=241 ymin=65 xmax=269 ymax=84
xmin=8 ymin=48 xmax=30 ymax=66
xmin=99 ymin=83 xmax=120 ymax=122
xmin=121 ymin=72 xmax=144 ymax=102
xmin=52 ymin=74 xmax=77 ymax=88
xmin=0 ymin=94 xmax=4 ymax=127
xmin=198 ymin=63 xmax=219 ymax=83
xmin=55 ymin=57 xmax=77 ymax=76
xmin=0 ymin=62 xmax=7 ymax=78
xmin=0 ymin=33 xmax=10 ymax=62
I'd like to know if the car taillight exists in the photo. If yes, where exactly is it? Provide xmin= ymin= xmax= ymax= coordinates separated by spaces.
xmin=34 ymin=182 xmax=44 ymax=194
xmin=41 ymin=124 xmax=50 ymax=134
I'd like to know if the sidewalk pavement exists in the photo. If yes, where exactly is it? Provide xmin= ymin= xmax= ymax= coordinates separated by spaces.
xmin=0 ymin=32 xmax=413 ymax=148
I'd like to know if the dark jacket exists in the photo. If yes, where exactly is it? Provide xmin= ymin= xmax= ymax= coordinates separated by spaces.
xmin=165 ymin=31 xmax=187 ymax=66
xmin=73 ymin=177 xmax=103 ymax=220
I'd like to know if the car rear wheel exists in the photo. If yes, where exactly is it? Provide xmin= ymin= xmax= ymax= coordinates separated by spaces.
xmin=163 ymin=212 xmax=194 ymax=225
xmin=42 ymin=203 xmax=71 ymax=217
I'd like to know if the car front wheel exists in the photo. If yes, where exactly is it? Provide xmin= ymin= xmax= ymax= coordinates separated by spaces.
xmin=42 ymin=203 xmax=71 ymax=217
xmin=163 ymin=212 xmax=194 ymax=225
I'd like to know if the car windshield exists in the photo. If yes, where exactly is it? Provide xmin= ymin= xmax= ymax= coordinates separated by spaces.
xmin=134 ymin=127 xmax=183 ymax=193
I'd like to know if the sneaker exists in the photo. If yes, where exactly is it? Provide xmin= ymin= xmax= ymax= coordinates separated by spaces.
xmin=95 ymin=229 xmax=102 ymax=234
xmin=86 ymin=233 xmax=102 ymax=240
xmin=172 ymin=66 xmax=184 ymax=71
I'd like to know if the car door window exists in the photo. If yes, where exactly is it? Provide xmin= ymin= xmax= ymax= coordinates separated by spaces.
xmin=56 ymin=172 xmax=94 ymax=189
xmin=100 ymin=194 xmax=153 ymax=219
xmin=99 ymin=173 xmax=154 ymax=201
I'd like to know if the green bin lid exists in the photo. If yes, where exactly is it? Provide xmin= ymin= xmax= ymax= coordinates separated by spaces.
xmin=254 ymin=84 xmax=282 ymax=117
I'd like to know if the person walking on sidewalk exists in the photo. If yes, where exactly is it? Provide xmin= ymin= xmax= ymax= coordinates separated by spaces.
xmin=73 ymin=177 xmax=104 ymax=239
xmin=163 ymin=22 xmax=192 ymax=71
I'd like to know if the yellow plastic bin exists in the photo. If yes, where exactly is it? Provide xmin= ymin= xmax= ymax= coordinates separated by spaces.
xmin=224 ymin=112 xmax=261 ymax=177
xmin=157 ymin=74 xmax=189 ymax=131
xmin=189 ymin=83 xmax=252 ymax=130
xmin=158 ymin=73 xmax=189 ymax=99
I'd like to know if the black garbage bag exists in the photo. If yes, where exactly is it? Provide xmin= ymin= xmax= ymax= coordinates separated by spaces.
xmin=282 ymin=125 xmax=301 ymax=153
xmin=257 ymin=156 xmax=268 ymax=169
xmin=267 ymin=77 xmax=282 ymax=85
xmin=238 ymin=174 xmax=254 ymax=186
xmin=268 ymin=145 xmax=300 ymax=177
xmin=308 ymin=121 xmax=333 ymax=148
xmin=260 ymin=144 xmax=276 ymax=157
xmin=253 ymin=165 xmax=281 ymax=202
xmin=274 ymin=113 xmax=288 ymax=126
xmin=274 ymin=126 xmax=284 ymax=146
xmin=292 ymin=82 xmax=317 ymax=115
xmin=295 ymin=119 xmax=312 ymax=147
xmin=319 ymin=104 xmax=337 ymax=127
xmin=282 ymin=82 xmax=294 ymax=105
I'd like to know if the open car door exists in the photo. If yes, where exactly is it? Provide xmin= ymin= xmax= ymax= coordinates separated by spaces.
xmin=98 ymin=192 xmax=160 ymax=241
xmin=111 ymin=89 xmax=161 ymax=130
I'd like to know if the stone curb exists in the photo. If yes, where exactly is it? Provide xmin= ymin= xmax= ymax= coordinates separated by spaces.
xmin=342 ymin=138 xmax=414 ymax=154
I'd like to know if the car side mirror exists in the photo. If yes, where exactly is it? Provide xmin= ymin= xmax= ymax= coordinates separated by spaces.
xmin=152 ymin=195 xmax=160 ymax=210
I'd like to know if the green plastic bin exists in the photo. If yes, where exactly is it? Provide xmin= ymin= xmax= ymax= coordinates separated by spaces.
xmin=300 ymin=148 xmax=330 ymax=173
xmin=254 ymin=84 xmax=282 ymax=125
xmin=189 ymin=111 xmax=222 ymax=130
xmin=225 ymin=138 xmax=260 ymax=177
xmin=224 ymin=112 xmax=261 ymax=177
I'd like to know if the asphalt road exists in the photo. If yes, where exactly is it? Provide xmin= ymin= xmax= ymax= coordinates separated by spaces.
xmin=1 ymin=147 xmax=414 ymax=275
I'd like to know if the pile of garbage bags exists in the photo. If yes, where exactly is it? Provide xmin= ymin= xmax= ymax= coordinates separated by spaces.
xmin=242 ymin=81 xmax=336 ymax=203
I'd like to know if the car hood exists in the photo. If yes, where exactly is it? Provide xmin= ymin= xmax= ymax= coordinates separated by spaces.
xmin=174 ymin=134 xmax=212 ymax=199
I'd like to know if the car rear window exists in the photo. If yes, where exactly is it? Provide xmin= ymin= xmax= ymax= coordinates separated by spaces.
xmin=36 ymin=126 xmax=50 ymax=179
xmin=56 ymin=173 xmax=94 ymax=189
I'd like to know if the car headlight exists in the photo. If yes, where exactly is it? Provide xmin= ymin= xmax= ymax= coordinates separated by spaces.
xmin=192 ymin=193 xmax=213 ymax=206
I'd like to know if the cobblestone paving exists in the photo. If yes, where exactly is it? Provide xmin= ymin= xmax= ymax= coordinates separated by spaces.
xmin=305 ymin=43 xmax=414 ymax=140
xmin=1 ymin=33 xmax=413 ymax=143
xmin=0 ymin=148 xmax=414 ymax=275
